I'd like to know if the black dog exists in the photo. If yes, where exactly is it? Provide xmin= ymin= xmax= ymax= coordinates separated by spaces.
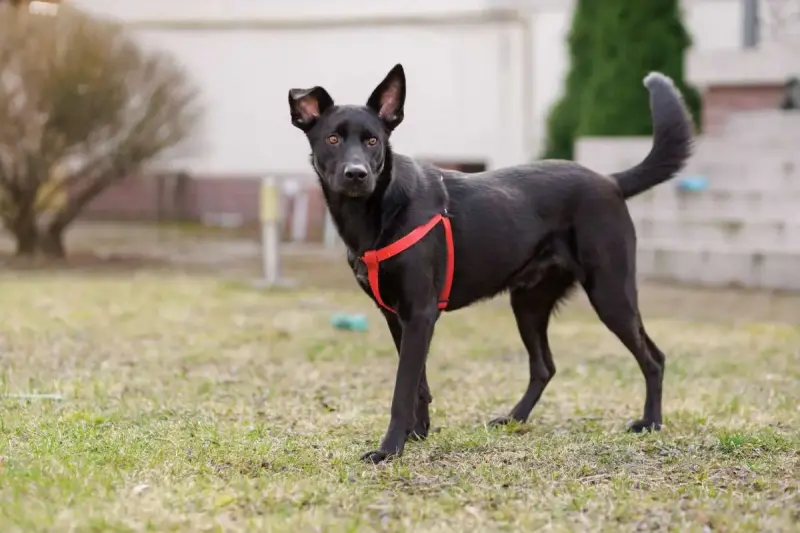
xmin=288 ymin=64 xmax=692 ymax=463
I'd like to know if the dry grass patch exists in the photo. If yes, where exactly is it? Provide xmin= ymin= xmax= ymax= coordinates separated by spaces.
xmin=0 ymin=273 xmax=798 ymax=532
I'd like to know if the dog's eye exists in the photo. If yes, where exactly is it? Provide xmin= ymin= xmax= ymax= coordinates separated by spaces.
xmin=366 ymin=137 xmax=378 ymax=147
xmin=326 ymin=135 xmax=340 ymax=145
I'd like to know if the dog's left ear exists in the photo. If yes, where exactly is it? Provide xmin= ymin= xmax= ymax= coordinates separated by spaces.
xmin=367 ymin=64 xmax=406 ymax=131
xmin=288 ymin=86 xmax=334 ymax=132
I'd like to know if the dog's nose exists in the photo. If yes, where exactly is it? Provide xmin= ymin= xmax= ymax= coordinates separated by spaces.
xmin=344 ymin=164 xmax=368 ymax=181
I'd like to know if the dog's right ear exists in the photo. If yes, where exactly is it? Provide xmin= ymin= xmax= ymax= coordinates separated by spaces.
xmin=288 ymin=86 xmax=334 ymax=131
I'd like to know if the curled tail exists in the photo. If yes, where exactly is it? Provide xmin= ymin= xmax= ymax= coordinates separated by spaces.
xmin=613 ymin=72 xmax=694 ymax=199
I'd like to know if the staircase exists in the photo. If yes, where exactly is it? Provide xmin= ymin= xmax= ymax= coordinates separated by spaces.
xmin=577 ymin=110 xmax=800 ymax=291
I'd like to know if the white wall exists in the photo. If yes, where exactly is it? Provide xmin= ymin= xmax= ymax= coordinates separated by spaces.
xmin=530 ymin=7 xmax=571 ymax=157
xmin=684 ymin=0 xmax=743 ymax=51
xmin=71 ymin=0 xmax=528 ymax=175
xmin=133 ymin=23 xmax=525 ymax=175
xmin=69 ymin=0 xmax=503 ymax=23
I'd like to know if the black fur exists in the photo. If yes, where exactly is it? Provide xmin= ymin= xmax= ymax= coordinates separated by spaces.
xmin=288 ymin=65 xmax=693 ymax=463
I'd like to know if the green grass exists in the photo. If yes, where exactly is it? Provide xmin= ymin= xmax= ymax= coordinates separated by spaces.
xmin=0 ymin=273 xmax=798 ymax=532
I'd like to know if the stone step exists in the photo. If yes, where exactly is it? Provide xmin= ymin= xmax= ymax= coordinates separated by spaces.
xmin=633 ymin=218 xmax=800 ymax=250
xmin=629 ymin=194 xmax=800 ymax=223
xmin=694 ymin=134 xmax=800 ymax=155
xmin=679 ymin=164 xmax=800 ymax=191
xmin=636 ymin=242 xmax=800 ymax=290
xmin=722 ymin=110 xmax=800 ymax=141
xmin=637 ymin=238 xmax=800 ymax=255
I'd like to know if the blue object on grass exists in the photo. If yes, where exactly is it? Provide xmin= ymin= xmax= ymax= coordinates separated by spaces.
xmin=330 ymin=313 xmax=369 ymax=332
xmin=676 ymin=175 xmax=708 ymax=192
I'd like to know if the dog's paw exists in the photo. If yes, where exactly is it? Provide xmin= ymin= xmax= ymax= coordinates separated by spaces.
xmin=360 ymin=449 xmax=398 ymax=464
xmin=407 ymin=419 xmax=430 ymax=441
xmin=407 ymin=430 xmax=427 ymax=442
xmin=487 ymin=416 xmax=516 ymax=427
xmin=627 ymin=419 xmax=662 ymax=433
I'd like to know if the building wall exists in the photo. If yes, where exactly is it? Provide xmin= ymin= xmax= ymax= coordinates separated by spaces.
xmin=67 ymin=0 xmax=758 ymax=240
xmin=686 ymin=2 xmax=797 ymax=132
xmin=71 ymin=0 xmax=530 ymax=174
xmin=69 ymin=0 xmax=747 ymax=170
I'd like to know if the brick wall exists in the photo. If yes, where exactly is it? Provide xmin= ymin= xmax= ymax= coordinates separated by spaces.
xmin=82 ymin=174 xmax=328 ymax=242
xmin=702 ymin=84 xmax=785 ymax=133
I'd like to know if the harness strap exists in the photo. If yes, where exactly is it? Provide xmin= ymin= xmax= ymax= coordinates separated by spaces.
xmin=439 ymin=216 xmax=454 ymax=309
xmin=361 ymin=213 xmax=455 ymax=314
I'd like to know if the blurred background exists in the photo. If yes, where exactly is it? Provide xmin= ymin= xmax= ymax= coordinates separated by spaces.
xmin=0 ymin=0 xmax=798 ymax=297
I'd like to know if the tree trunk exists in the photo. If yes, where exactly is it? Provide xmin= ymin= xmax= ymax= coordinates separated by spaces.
xmin=12 ymin=205 xmax=39 ymax=257
xmin=42 ymin=172 xmax=118 ymax=259
xmin=38 ymin=227 xmax=66 ymax=258
xmin=14 ymin=225 xmax=38 ymax=256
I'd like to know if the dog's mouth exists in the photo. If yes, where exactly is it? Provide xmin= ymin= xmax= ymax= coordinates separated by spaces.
xmin=341 ymin=186 xmax=372 ymax=198
xmin=334 ymin=179 xmax=374 ymax=198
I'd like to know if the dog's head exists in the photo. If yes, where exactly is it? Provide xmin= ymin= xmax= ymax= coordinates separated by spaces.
xmin=288 ymin=64 xmax=406 ymax=198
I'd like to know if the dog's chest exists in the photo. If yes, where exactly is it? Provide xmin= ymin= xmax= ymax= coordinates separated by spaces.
xmin=346 ymin=248 xmax=402 ymax=304
xmin=346 ymin=248 xmax=370 ymax=287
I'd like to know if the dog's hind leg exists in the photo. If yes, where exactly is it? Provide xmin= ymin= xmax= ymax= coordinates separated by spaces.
xmin=581 ymin=249 xmax=665 ymax=432
xmin=489 ymin=271 xmax=575 ymax=427
xmin=383 ymin=311 xmax=432 ymax=441
xmin=409 ymin=367 xmax=432 ymax=441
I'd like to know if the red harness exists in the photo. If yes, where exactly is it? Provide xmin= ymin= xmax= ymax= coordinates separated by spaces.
xmin=361 ymin=213 xmax=455 ymax=314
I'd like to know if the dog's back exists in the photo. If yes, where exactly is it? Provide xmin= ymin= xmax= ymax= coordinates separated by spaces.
xmin=424 ymin=70 xmax=693 ymax=305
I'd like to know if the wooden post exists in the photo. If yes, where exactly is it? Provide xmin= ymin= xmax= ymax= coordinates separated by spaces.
xmin=259 ymin=176 xmax=280 ymax=286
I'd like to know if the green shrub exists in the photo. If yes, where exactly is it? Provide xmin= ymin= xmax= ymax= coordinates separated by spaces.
xmin=540 ymin=0 xmax=701 ymax=159
xmin=577 ymin=0 xmax=702 ymax=137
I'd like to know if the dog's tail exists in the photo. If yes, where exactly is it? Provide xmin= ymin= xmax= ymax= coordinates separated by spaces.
xmin=612 ymin=72 xmax=694 ymax=199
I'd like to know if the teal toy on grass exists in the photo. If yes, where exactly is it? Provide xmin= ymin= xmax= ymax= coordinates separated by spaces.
xmin=330 ymin=313 xmax=369 ymax=332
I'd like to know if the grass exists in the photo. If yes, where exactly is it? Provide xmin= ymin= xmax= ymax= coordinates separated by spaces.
xmin=0 ymin=272 xmax=798 ymax=532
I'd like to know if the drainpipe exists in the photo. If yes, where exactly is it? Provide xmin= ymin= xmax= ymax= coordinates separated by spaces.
xmin=743 ymin=0 xmax=760 ymax=48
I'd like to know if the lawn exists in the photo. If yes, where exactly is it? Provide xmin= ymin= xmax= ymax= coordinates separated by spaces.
xmin=0 ymin=269 xmax=798 ymax=532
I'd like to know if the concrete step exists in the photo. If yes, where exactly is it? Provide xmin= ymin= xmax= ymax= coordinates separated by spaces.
xmin=722 ymin=110 xmax=800 ymax=142
xmin=633 ymin=218 xmax=800 ymax=250
xmin=629 ymin=189 xmax=800 ymax=222
xmin=682 ymin=162 xmax=800 ymax=190
xmin=637 ymin=239 xmax=800 ymax=255
xmin=636 ymin=241 xmax=800 ymax=291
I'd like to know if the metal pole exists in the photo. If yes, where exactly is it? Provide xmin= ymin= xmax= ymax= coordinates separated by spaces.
xmin=260 ymin=176 xmax=280 ymax=286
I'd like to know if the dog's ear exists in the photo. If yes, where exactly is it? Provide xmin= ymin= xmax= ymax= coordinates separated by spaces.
xmin=366 ymin=64 xmax=406 ymax=131
xmin=288 ymin=86 xmax=334 ymax=131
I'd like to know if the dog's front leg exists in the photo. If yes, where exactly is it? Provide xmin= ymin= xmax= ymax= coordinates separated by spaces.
xmin=362 ymin=307 xmax=438 ymax=463
xmin=382 ymin=311 xmax=433 ymax=441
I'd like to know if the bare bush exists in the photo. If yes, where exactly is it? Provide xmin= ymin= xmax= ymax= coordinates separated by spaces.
xmin=0 ymin=4 xmax=201 ymax=257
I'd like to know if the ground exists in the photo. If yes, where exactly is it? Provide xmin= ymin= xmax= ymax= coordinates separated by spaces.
xmin=0 ymin=223 xmax=798 ymax=532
